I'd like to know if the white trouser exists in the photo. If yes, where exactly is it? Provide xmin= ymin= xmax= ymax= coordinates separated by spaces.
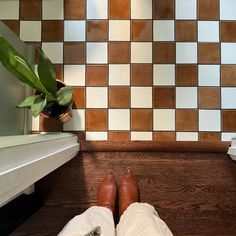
xmin=58 ymin=203 xmax=173 ymax=236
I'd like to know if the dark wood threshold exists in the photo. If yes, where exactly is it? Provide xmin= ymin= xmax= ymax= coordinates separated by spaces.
xmin=80 ymin=141 xmax=230 ymax=153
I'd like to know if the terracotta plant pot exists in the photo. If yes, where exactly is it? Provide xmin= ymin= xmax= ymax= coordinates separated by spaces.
xmin=35 ymin=80 xmax=72 ymax=123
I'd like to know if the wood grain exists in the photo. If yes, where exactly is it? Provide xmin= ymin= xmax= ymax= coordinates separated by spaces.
xmin=80 ymin=141 xmax=230 ymax=153
xmin=12 ymin=152 xmax=236 ymax=236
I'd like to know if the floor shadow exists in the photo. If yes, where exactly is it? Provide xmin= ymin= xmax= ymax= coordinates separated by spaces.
xmin=12 ymin=152 xmax=88 ymax=236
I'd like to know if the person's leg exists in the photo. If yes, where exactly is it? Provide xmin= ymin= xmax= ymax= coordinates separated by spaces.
xmin=58 ymin=206 xmax=115 ymax=236
xmin=58 ymin=171 xmax=117 ymax=236
xmin=116 ymin=202 xmax=173 ymax=236
xmin=117 ymin=168 xmax=173 ymax=236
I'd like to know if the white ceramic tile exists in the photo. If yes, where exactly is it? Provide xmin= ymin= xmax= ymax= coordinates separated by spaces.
xmin=153 ymin=65 xmax=175 ymax=85
xmin=109 ymin=20 xmax=130 ymax=41
xmin=86 ymin=87 xmax=108 ymax=108
xmin=64 ymin=65 xmax=85 ymax=86
xmin=221 ymin=133 xmax=236 ymax=141
xmin=198 ymin=21 xmax=219 ymax=42
xmin=222 ymin=88 xmax=236 ymax=109
xmin=131 ymin=0 xmax=152 ymax=19
xmin=221 ymin=43 xmax=236 ymax=64
xmin=176 ymin=0 xmax=197 ymax=19
xmin=131 ymin=42 xmax=152 ymax=63
xmin=153 ymin=109 xmax=175 ymax=131
xmin=32 ymin=116 xmax=39 ymax=131
xmin=87 ymin=43 xmax=108 ymax=64
xmin=131 ymin=87 xmax=152 ymax=108
xmin=64 ymin=21 xmax=85 ymax=41
xmin=109 ymin=65 xmax=130 ymax=86
xmin=109 ymin=109 xmax=130 ymax=130
xmin=176 ymin=43 xmax=197 ymax=64
xmin=86 ymin=132 xmax=108 ymax=141
xmin=220 ymin=0 xmax=236 ymax=20
xmin=131 ymin=132 xmax=153 ymax=141
xmin=63 ymin=109 xmax=85 ymax=131
xmin=0 ymin=0 xmax=19 ymax=19
xmin=153 ymin=20 xmax=175 ymax=41
xmin=176 ymin=132 xmax=198 ymax=141
xmin=176 ymin=87 xmax=197 ymax=108
xmin=20 ymin=21 xmax=41 ymax=42
xmin=42 ymin=43 xmax=63 ymax=64
xmin=199 ymin=110 xmax=221 ymax=131
xmin=42 ymin=0 xmax=64 ymax=20
xmin=87 ymin=0 xmax=108 ymax=19
xmin=198 ymin=65 xmax=220 ymax=86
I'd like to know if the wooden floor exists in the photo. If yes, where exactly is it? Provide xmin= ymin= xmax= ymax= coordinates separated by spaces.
xmin=13 ymin=151 xmax=236 ymax=236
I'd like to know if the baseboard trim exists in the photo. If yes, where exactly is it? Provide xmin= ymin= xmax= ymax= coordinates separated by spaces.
xmin=80 ymin=141 xmax=230 ymax=153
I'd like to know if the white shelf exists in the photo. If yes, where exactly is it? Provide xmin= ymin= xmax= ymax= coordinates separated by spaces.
xmin=0 ymin=133 xmax=79 ymax=207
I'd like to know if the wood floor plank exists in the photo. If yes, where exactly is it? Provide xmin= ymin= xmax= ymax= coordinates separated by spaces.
xmin=12 ymin=152 xmax=236 ymax=236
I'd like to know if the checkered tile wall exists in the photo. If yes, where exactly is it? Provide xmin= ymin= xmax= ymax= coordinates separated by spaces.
xmin=1 ymin=0 xmax=236 ymax=141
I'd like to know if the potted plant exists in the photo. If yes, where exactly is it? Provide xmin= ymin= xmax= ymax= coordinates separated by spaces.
xmin=0 ymin=36 xmax=73 ymax=123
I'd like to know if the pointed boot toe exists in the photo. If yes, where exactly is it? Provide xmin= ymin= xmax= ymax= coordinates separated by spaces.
xmin=97 ymin=170 xmax=117 ymax=214
xmin=119 ymin=168 xmax=139 ymax=216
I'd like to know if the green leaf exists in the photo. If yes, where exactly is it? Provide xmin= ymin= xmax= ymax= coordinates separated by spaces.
xmin=38 ymin=49 xmax=57 ymax=97
xmin=56 ymin=86 xmax=73 ymax=106
xmin=31 ymin=96 xmax=47 ymax=117
xmin=0 ymin=37 xmax=51 ymax=96
xmin=17 ymin=95 xmax=40 ymax=108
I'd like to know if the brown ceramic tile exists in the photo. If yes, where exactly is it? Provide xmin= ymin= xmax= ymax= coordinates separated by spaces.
xmin=198 ymin=43 xmax=220 ymax=64
xmin=131 ymin=20 xmax=152 ymax=41
xmin=108 ymin=131 xmax=130 ymax=141
xmin=53 ymin=64 xmax=64 ymax=81
xmin=176 ymin=109 xmax=198 ymax=131
xmin=153 ymin=43 xmax=175 ymax=64
xmin=131 ymin=109 xmax=152 ymax=131
xmin=42 ymin=21 xmax=64 ymax=42
xmin=76 ymin=132 xmax=86 ymax=141
xmin=221 ymin=65 xmax=236 ymax=86
xmin=86 ymin=65 xmax=108 ymax=86
xmin=87 ymin=21 xmax=108 ymax=41
xmin=154 ymin=87 xmax=175 ymax=108
xmin=153 ymin=132 xmax=176 ymax=141
xmin=199 ymin=132 xmax=221 ymax=142
xmin=199 ymin=87 xmax=220 ymax=109
xmin=109 ymin=87 xmax=130 ymax=108
xmin=86 ymin=109 xmax=107 ymax=131
xmin=109 ymin=42 xmax=130 ymax=64
xmin=72 ymin=87 xmax=85 ymax=108
xmin=176 ymin=65 xmax=197 ymax=86
xmin=64 ymin=0 xmax=86 ymax=19
xmin=198 ymin=0 xmax=219 ymax=20
xmin=2 ymin=21 xmax=20 ymax=36
xmin=131 ymin=64 xmax=152 ymax=86
xmin=221 ymin=22 xmax=236 ymax=42
xmin=64 ymin=43 xmax=85 ymax=64
xmin=109 ymin=0 xmax=130 ymax=19
xmin=20 ymin=0 xmax=41 ymax=20
xmin=33 ymin=43 xmax=42 ymax=64
xmin=153 ymin=0 xmax=174 ymax=19
xmin=176 ymin=21 xmax=197 ymax=42
xmin=39 ymin=116 xmax=62 ymax=132
xmin=222 ymin=110 xmax=236 ymax=131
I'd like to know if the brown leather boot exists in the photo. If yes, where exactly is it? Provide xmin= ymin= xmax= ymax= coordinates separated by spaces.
xmin=97 ymin=170 xmax=117 ymax=214
xmin=119 ymin=168 xmax=139 ymax=216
